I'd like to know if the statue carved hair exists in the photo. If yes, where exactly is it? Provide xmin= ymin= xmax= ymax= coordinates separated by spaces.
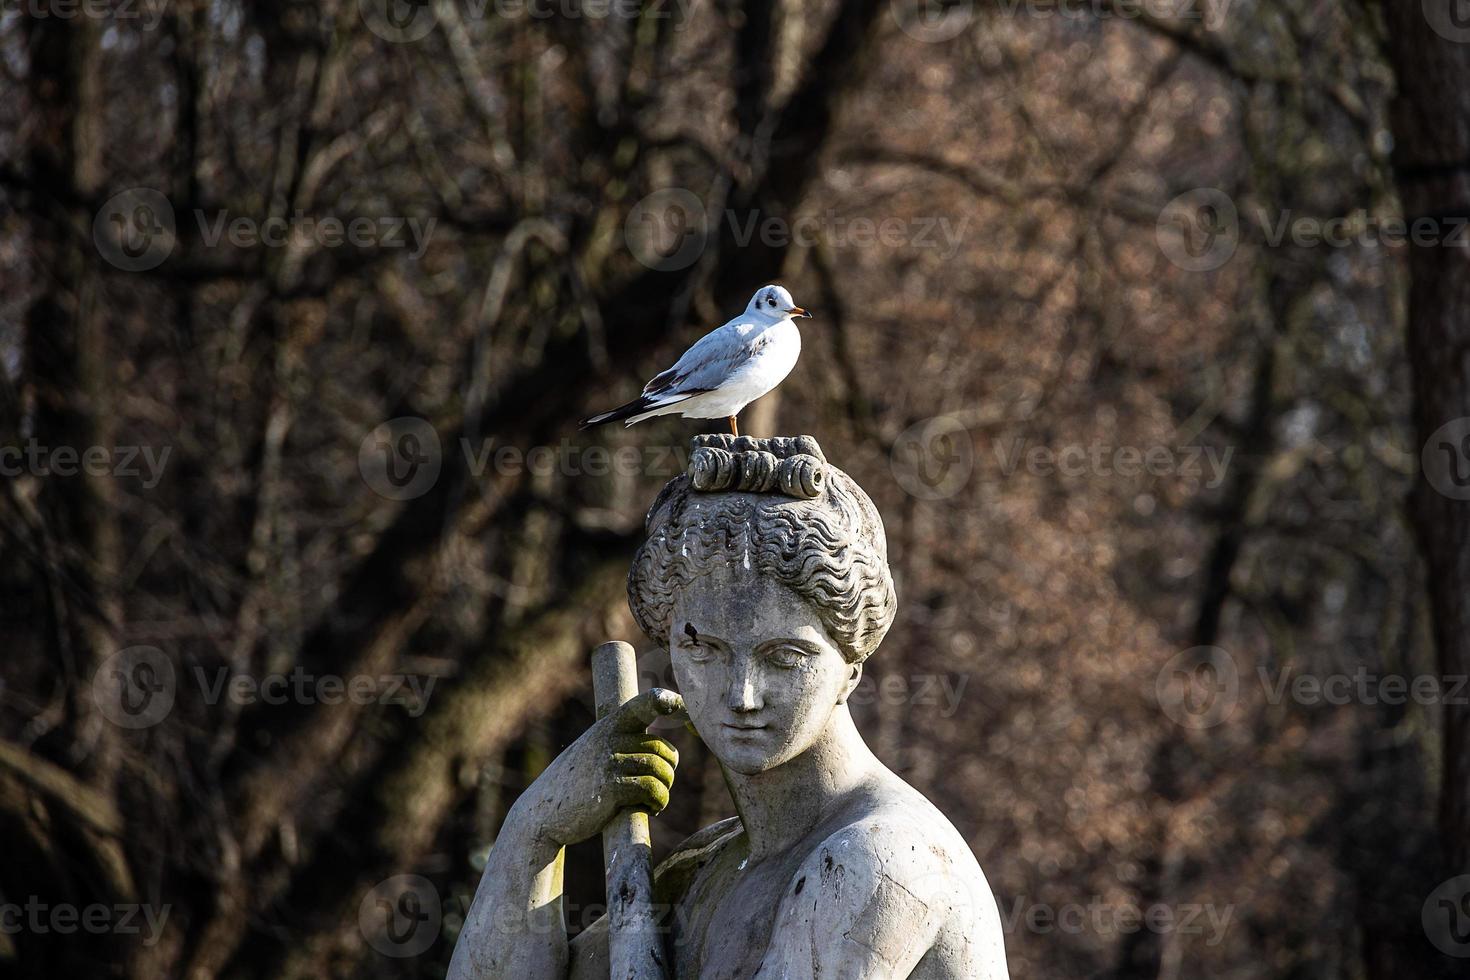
xmin=627 ymin=437 xmax=897 ymax=663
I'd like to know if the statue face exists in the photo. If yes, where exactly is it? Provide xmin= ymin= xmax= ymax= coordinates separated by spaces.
xmin=669 ymin=566 xmax=858 ymax=775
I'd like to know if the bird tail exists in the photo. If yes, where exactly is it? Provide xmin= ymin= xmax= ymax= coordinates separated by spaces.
xmin=578 ymin=396 xmax=665 ymax=430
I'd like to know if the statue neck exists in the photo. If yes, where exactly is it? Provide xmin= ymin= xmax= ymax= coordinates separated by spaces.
xmin=720 ymin=705 xmax=879 ymax=863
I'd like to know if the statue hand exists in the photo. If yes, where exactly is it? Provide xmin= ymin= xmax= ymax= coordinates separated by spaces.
xmin=526 ymin=688 xmax=685 ymax=848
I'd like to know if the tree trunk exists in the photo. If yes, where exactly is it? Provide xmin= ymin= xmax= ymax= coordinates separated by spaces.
xmin=1382 ymin=5 xmax=1470 ymax=871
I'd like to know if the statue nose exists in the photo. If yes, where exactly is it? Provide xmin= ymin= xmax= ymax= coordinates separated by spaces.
xmin=727 ymin=660 xmax=763 ymax=712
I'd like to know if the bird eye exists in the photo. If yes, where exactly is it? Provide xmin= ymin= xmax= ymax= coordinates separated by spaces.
xmin=767 ymin=298 xmax=775 ymax=307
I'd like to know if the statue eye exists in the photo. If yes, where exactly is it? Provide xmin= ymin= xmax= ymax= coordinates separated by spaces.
xmin=679 ymin=623 xmax=715 ymax=661
xmin=682 ymin=642 xmax=714 ymax=663
xmin=767 ymin=645 xmax=804 ymax=669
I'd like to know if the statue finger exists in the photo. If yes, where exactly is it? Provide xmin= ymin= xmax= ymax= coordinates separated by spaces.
xmin=612 ymin=774 xmax=670 ymax=814
xmin=610 ymin=733 xmax=679 ymax=769
xmin=609 ymin=688 xmax=687 ymax=733
xmin=613 ymin=752 xmax=676 ymax=788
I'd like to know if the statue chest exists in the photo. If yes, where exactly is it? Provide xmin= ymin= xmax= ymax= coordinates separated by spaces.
xmin=669 ymin=840 xmax=806 ymax=979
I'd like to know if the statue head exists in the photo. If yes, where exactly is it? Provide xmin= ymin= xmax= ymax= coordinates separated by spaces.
xmin=628 ymin=436 xmax=897 ymax=773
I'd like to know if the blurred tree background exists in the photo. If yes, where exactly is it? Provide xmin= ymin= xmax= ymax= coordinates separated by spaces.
xmin=2 ymin=0 xmax=1469 ymax=977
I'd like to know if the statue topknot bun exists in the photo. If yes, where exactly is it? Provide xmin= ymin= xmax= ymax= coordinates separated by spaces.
xmin=628 ymin=436 xmax=896 ymax=663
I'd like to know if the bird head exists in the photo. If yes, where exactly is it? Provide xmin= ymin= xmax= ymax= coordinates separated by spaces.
xmin=748 ymin=284 xmax=811 ymax=321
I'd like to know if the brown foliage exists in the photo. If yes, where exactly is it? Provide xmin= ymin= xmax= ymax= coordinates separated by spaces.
xmin=1 ymin=1 xmax=1464 ymax=978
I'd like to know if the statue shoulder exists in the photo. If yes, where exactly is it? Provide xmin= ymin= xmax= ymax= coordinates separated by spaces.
xmin=754 ymin=807 xmax=1007 ymax=978
xmin=652 ymin=815 xmax=744 ymax=904
xmin=801 ymin=805 xmax=980 ymax=896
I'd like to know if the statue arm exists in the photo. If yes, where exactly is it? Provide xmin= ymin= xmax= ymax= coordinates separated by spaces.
xmin=447 ymin=807 xmax=571 ymax=980
xmin=446 ymin=690 xmax=684 ymax=980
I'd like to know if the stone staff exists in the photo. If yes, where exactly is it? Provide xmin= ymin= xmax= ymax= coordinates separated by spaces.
xmin=590 ymin=641 xmax=668 ymax=980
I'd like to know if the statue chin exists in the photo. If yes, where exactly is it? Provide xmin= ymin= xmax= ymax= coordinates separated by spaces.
xmin=702 ymin=726 xmax=800 ymax=775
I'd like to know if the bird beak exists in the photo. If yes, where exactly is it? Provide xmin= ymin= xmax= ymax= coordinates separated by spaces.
xmin=787 ymin=307 xmax=812 ymax=319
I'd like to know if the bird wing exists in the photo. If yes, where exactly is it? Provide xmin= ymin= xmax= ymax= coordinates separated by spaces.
xmin=641 ymin=322 xmax=768 ymax=399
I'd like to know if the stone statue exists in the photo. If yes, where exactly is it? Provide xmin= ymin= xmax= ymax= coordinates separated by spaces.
xmin=448 ymin=436 xmax=1009 ymax=979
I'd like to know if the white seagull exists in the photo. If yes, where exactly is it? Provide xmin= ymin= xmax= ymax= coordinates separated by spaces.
xmin=579 ymin=285 xmax=811 ymax=436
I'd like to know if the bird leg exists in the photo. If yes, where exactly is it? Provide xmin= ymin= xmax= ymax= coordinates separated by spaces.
xmin=727 ymin=416 xmax=739 ymax=437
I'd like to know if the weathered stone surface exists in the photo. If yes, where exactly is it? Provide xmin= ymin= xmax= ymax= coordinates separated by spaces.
xmin=448 ymin=438 xmax=1008 ymax=979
